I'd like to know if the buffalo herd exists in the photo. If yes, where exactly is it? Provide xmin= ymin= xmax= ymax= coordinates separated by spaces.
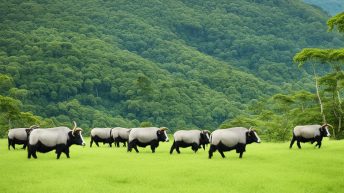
xmin=6 ymin=122 xmax=332 ymax=159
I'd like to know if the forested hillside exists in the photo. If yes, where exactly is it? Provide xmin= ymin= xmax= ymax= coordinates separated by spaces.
xmin=304 ymin=0 xmax=344 ymax=15
xmin=0 ymin=0 xmax=342 ymax=136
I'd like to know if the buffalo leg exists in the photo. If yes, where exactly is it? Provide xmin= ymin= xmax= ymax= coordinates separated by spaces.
xmin=56 ymin=147 xmax=63 ymax=159
xmin=316 ymin=141 xmax=322 ymax=148
xmin=239 ymin=152 xmax=244 ymax=158
xmin=123 ymin=141 xmax=126 ymax=147
xmin=28 ymin=146 xmax=32 ymax=159
xmin=151 ymin=145 xmax=156 ymax=153
xmin=289 ymin=136 xmax=296 ymax=149
xmin=127 ymin=144 xmax=131 ymax=152
xmin=32 ymin=151 xmax=37 ymax=159
xmin=133 ymin=145 xmax=139 ymax=153
xmin=31 ymin=145 xmax=37 ymax=159
xmin=109 ymin=142 xmax=112 ymax=148
xmin=218 ymin=149 xmax=226 ymax=158
xmin=28 ymin=146 xmax=37 ymax=159
xmin=8 ymin=138 xmax=11 ymax=150
xmin=192 ymin=143 xmax=198 ymax=153
xmin=314 ymin=143 xmax=318 ymax=148
xmin=64 ymin=148 xmax=70 ymax=158
xmin=11 ymin=140 xmax=15 ymax=150
xmin=22 ymin=144 xmax=27 ymax=149
xmin=95 ymin=141 xmax=100 ymax=147
xmin=127 ymin=141 xmax=133 ymax=152
xmin=90 ymin=137 xmax=94 ymax=147
xmin=176 ymin=146 xmax=181 ymax=154
xmin=56 ymin=145 xmax=64 ymax=159
xmin=129 ymin=141 xmax=139 ymax=153
xmin=170 ymin=141 xmax=176 ymax=154
xmin=151 ymin=141 xmax=159 ymax=153
xmin=296 ymin=140 xmax=301 ymax=149
xmin=208 ymin=145 xmax=217 ymax=159
xmin=174 ymin=141 xmax=180 ymax=154
xmin=56 ymin=152 xmax=62 ymax=159
xmin=202 ymin=144 xmax=205 ymax=150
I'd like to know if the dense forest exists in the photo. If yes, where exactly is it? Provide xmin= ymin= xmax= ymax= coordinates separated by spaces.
xmin=222 ymin=12 xmax=344 ymax=140
xmin=304 ymin=0 xmax=344 ymax=15
xmin=0 ymin=0 xmax=343 ymax=139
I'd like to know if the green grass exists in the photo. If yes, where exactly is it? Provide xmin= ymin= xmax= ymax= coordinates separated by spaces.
xmin=0 ymin=138 xmax=343 ymax=193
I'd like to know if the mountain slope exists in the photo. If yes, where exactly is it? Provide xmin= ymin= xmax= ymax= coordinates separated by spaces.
xmin=0 ymin=0 xmax=342 ymax=132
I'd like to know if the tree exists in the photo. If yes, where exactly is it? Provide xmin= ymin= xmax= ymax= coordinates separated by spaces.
xmin=328 ymin=12 xmax=344 ymax=32
xmin=140 ymin=121 xmax=153 ymax=127
xmin=272 ymin=94 xmax=295 ymax=141
xmin=0 ymin=74 xmax=14 ymax=93
xmin=0 ymin=95 xmax=21 ymax=127
xmin=294 ymin=49 xmax=329 ymax=123
xmin=293 ymin=12 xmax=344 ymax=139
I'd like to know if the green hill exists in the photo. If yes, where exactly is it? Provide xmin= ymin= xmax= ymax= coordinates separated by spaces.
xmin=0 ymin=0 xmax=342 ymax=134
xmin=304 ymin=0 xmax=344 ymax=15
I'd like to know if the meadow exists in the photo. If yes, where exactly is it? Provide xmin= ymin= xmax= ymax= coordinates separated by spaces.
xmin=0 ymin=138 xmax=343 ymax=193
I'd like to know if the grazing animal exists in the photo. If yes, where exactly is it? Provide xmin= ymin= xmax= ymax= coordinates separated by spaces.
xmin=27 ymin=121 xmax=85 ymax=159
xmin=209 ymin=127 xmax=261 ymax=159
xmin=90 ymin=128 xmax=114 ymax=147
xmin=128 ymin=127 xmax=169 ymax=153
xmin=111 ymin=127 xmax=131 ymax=147
xmin=289 ymin=124 xmax=331 ymax=149
xmin=170 ymin=130 xmax=211 ymax=154
xmin=8 ymin=125 xmax=39 ymax=150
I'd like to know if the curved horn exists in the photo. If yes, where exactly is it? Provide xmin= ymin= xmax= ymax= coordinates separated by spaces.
xmin=325 ymin=123 xmax=333 ymax=128
xmin=72 ymin=127 xmax=83 ymax=136
xmin=72 ymin=121 xmax=77 ymax=131
xmin=29 ymin=125 xmax=39 ymax=129
xmin=74 ymin=128 xmax=83 ymax=132
xmin=322 ymin=123 xmax=333 ymax=128
xmin=249 ymin=126 xmax=253 ymax=131
xmin=159 ymin=127 xmax=168 ymax=131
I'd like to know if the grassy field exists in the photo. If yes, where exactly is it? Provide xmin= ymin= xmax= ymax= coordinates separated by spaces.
xmin=0 ymin=138 xmax=343 ymax=193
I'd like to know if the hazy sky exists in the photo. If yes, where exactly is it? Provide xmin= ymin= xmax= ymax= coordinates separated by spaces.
xmin=304 ymin=0 xmax=344 ymax=16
